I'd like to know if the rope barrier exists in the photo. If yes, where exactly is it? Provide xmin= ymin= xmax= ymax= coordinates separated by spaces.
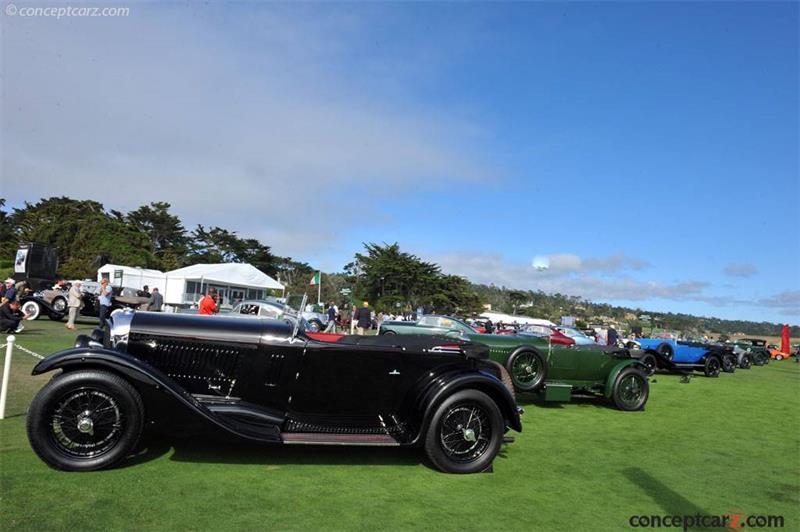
xmin=0 ymin=336 xmax=46 ymax=419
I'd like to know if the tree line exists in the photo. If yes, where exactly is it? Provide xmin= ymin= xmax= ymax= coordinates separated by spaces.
xmin=0 ymin=197 xmax=794 ymax=336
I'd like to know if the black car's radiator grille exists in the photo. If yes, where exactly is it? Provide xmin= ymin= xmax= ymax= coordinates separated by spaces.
xmin=128 ymin=334 xmax=253 ymax=383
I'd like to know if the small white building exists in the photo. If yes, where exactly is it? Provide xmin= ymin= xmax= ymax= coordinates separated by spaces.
xmin=163 ymin=263 xmax=284 ymax=308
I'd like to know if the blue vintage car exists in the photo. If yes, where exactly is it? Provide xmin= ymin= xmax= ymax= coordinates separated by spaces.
xmin=637 ymin=338 xmax=736 ymax=377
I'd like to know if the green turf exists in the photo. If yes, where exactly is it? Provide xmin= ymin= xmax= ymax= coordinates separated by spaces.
xmin=1 ymin=319 xmax=798 ymax=531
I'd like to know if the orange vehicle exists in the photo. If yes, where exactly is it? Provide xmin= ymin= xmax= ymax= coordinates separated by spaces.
xmin=768 ymin=345 xmax=789 ymax=361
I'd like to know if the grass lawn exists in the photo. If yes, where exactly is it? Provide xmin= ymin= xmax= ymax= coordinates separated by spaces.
xmin=1 ymin=319 xmax=798 ymax=531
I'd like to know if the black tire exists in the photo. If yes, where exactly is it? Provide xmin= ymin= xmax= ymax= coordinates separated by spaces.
xmin=656 ymin=343 xmax=674 ymax=361
xmin=639 ymin=352 xmax=658 ymax=376
xmin=704 ymin=355 xmax=721 ymax=378
xmin=21 ymin=300 xmax=41 ymax=320
xmin=382 ymin=330 xmax=396 ymax=336
xmin=775 ymin=354 xmax=784 ymax=361
xmin=48 ymin=312 xmax=65 ymax=322
xmin=51 ymin=296 xmax=67 ymax=313
xmin=739 ymin=354 xmax=752 ymax=369
xmin=307 ymin=319 xmax=323 ymax=332
xmin=424 ymin=389 xmax=504 ymax=474
xmin=611 ymin=367 xmax=649 ymax=411
xmin=27 ymin=370 xmax=144 ymax=471
xmin=505 ymin=348 xmax=546 ymax=393
xmin=721 ymin=354 xmax=736 ymax=373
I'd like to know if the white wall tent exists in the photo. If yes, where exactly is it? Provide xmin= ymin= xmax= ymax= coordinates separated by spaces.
xmin=479 ymin=311 xmax=556 ymax=327
xmin=163 ymin=263 xmax=284 ymax=308
xmin=97 ymin=264 xmax=166 ymax=292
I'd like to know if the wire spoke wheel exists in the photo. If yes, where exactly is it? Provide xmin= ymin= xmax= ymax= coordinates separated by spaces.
xmin=439 ymin=403 xmax=492 ymax=463
xmin=617 ymin=374 xmax=644 ymax=407
xmin=49 ymin=388 xmax=123 ymax=459
xmin=511 ymin=352 xmax=540 ymax=385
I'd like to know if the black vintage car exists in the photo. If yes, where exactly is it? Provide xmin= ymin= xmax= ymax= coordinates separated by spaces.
xmin=26 ymin=310 xmax=522 ymax=474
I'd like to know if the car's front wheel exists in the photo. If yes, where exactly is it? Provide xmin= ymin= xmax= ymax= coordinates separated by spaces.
xmin=424 ymin=389 xmax=504 ymax=474
xmin=21 ymin=300 xmax=41 ymax=320
xmin=506 ymin=348 xmax=546 ymax=392
xmin=704 ymin=355 xmax=721 ymax=377
xmin=307 ymin=319 xmax=323 ymax=332
xmin=27 ymin=370 xmax=144 ymax=471
xmin=775 ymin=354 xmax=784 ymax=361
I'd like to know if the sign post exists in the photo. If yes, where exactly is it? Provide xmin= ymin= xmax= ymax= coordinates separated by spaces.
xmin=0 ymin=335 xmax=16 ymax=420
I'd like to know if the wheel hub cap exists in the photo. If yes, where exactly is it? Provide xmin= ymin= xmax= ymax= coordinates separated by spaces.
xmin=77 ymin=415 xmax=94 ymax=435
xmin=463 ymin=428 xmax=476 ymax=442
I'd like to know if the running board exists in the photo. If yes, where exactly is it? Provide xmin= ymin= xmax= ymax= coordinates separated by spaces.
xmin=281 ymin=433 xmax=400 ymax=446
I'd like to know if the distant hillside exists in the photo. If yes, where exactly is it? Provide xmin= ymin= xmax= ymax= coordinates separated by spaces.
xmin=470 ymin=284 xmax=798 ymax=337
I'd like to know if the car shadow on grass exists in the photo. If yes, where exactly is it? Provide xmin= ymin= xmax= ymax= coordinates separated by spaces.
xmin=121 ymin=433 xmax=429 ymax=470
xmin=515 ymin=392 xmax=612 ymax=410
xmin=623 ymin=467 xmax=710 ymax=516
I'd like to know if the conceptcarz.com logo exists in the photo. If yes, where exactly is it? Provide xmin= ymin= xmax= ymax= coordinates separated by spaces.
xmin=5 ymin=4 xmax=131 ymax=18
xmin=628 ymin=513 xmax=785 ymax=530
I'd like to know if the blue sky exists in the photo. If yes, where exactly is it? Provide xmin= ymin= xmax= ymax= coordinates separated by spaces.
xmin=2 ymin=2 xmax=798 ymax=322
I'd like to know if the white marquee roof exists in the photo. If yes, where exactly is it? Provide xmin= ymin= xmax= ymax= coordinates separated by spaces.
xmin=165 ymin=263 xmax=284 ymax=290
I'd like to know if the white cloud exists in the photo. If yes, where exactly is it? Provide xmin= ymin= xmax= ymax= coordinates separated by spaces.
xmin=758 ymin=290 xmax=800 ymax=316
xmin=723 ymin=262 xmax=758 ymax=278
xmin=1 ymin=6 xmax=488 ymax=257
xmin=430 ymin=251 xmax=702 ymax=302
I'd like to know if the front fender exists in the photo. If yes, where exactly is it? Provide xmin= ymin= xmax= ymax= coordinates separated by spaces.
xmin=21 ymin=296 xmax=63 ymax=317
xmin=603 ymin=358 xmax=648 ymax=399
xmin=405 ymin=367 xmax=522 ymax=445
xmin=32 ymin=348 xmax=266 ymax=440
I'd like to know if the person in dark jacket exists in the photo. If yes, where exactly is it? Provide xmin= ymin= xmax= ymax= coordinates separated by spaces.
xmin=324 ymin=302 xmax=337 ymax=333
xmin=0 ymin=300 xmax=30 ymax=333
xmin=147 ymin=287 xmax=163 ymax=311
xmin=356 ymin=301 xmax=372 ymax=335
xmin=607 ymin=327 xmax=619 ymax=347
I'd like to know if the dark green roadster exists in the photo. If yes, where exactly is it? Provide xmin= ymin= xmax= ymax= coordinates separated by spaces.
xmin=379 ymin=316 xmax=650 ymax=411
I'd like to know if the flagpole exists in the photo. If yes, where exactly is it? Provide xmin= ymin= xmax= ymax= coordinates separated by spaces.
xmin=317 ymin=271 xmax=321 ymax=305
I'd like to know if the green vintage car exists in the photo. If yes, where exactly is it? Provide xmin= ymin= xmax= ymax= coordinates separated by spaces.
xmin=379 ymin=316 xmax=650 ymax=411
xmin=731 ymin=338 xmax=771 ymax=366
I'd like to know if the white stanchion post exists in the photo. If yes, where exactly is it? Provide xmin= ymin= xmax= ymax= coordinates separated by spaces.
xmin=0 ymin=335 xmax=15 ymax=420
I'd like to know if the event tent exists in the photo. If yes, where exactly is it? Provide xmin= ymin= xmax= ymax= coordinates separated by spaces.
xmin=163 ymin=263 xmax=284 ymax=307
xmin=97 ymin=264 xmax=166 ymax=292
xmin=479 ymin=311 xmax=556 ymax=327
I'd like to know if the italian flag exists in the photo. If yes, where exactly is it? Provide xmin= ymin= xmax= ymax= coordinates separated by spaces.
xmin=309 ymin=272 xmax=320 ymax=286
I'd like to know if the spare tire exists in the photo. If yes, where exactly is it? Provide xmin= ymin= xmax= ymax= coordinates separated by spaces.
xmin=656 ymin=343 xmax=674 ymax=361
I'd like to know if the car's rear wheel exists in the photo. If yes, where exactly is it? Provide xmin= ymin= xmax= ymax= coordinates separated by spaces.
xmin=382 ymin=330 xmax=396 ymax=336
xmin=721 ymin=354 xmax=736 ymax=373
xmin=739 ymin=354 xmax=752 ymax=369
xmin=704 ymin=355 xmax=721 ymax=377
xmin=51 ymin=296 xmax=67 ymax=313
xmin=639 ymin=352 xmax=657 ymax=376
xmin=506 ymin=348 xmax=546 ymax=393
xmin=21 ymin=300 xmax=41 ymax=320
xmin=424 ymin=389 xmax=503 ymax=474
xmin=611 ymin=367 xmax=649 ymax=411
xmin=27 ymin=370 xmax=144 ymax=471
xmin=775 ymin=354 xmax=784 ymax=361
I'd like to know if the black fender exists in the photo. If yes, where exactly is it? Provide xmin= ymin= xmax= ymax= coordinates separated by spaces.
xmin=31 ymin=347 xmax=280 ymax=442
xmin=20 ymin=296 xmax=64 ymax=318
xmin=403 ymin=366 xmax=522 ymax=446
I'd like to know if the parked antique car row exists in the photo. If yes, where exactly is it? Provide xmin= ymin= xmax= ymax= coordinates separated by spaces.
xmin=25 ymin=307 xmax=788 ymax=475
